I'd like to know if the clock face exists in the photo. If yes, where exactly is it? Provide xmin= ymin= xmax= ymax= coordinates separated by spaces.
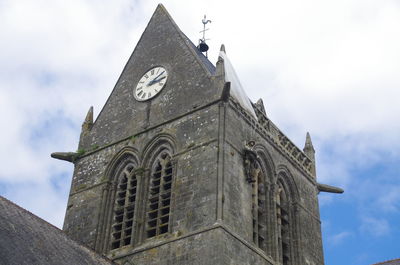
xmin=134 ymin=66 xmax=168 ymax=101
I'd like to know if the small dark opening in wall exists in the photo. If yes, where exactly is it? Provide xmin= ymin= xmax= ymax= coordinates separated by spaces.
xmin=129 ymin=196 xmax=136 ymax=203
xmin=115 ymin=214 xmax=123 ymax=223
xmin=149 ymin=196 xmax=159 ymax=203
xmin=150 ymin=186 xmax=160 ymax=195
xmin=148 ymin=219 xmax=157 ymax=228
xmin=258 ymin=237 xmax=264 ymax=247
xmin=153 ymin=179 xmax=161 ymax=186
xmin=164 ymin=174 xmax=172 ymax=182
xmin=283 ymin=256 xmax=289 ymax=264
xmin=159 ymin=225 xmax=168 ymax=234
xmin=113 ymin=232 xmax=121 ymax=240
xmin=111 ymin=241 xmax=120 ymax=249
xmin=113 ymin=224 xmax=122 ymax=231
xmin=161 ymin=207 xmax=170 ymax=215
xmin=126 ymin=211 xmax=134 ymax=219
xmin=149 ymin=202 xmax=158 ymax=210
xmin=161 ymin=198 xmax=170 ymax=207
xmin=160 ymin=216 xmax=169 ymax=224
xmin=117 ymin=198 xmax=126 ymax=206
xmin=161 ymin=192 xmax=171 ymax=199
xmin=165 ymin=167 xmax=172 ymax=175
xmin=147 ymin=229 xmax=156 ymax=238
xmin=148 ymin=211 xmax=158 ymax=219
xmin=123 ymin=237 xmax=131 ymax=246
xmin=163 ymin=183 xmax=172 ymax=190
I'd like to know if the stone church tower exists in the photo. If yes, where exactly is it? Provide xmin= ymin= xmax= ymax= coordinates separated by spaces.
xmin=53 ymin=4 xmax=342 ymax=265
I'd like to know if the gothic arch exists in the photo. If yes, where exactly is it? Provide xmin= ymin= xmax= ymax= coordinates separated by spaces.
xmin=95 ymin=147 xmax=140 ymax=253
xmin=251 ymin=144 xmax=276 ymax=256
xmin=140 ymin=134 xmax=177 ymax=241
xmin=274 ymin=165 xmax=300 ymax=265
xmin=253 ymin=144 xmax=276 ymax=184
xmin=141 ymin=133 xmax=176 ymax=169
xmin=105 ymin=147 xmax=140 ymax=183
xmin=275 ymin=165 xmax=299 ymax=202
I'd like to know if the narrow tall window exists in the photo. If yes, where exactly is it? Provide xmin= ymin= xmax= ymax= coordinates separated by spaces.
xmin=251 ymin=161 xmax=267 ymax=252
xmin=277 ymin=186 xmax=290 ymax=265
xmin=145 ymin=152 xmax=173 ymax=238
xmin=110 ymin=162 xmax=137 ymax=250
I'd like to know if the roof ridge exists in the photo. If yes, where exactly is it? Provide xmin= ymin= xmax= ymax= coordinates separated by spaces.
xmin=0 ymin=196 xmax=116 ymax=264
xmin=159 ymin=4 xmax=215 ymax=76
xmin=0 ymin=196 xmax=62 ymax=232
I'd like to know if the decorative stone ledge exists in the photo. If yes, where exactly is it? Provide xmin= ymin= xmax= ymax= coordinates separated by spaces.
xmin=229 ymin=97 xmax=314 ymax=178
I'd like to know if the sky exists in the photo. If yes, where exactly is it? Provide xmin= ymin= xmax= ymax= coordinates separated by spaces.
xmin=0 ymin=0 xmax=399 ymax=264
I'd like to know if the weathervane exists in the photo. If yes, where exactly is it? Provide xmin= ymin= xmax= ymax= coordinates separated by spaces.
xmin=197 ymin=15 xmax=211 ymax=57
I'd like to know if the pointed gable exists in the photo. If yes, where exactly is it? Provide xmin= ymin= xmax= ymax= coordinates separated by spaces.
xmin=82 ymin=4 xmax=222 ymax=147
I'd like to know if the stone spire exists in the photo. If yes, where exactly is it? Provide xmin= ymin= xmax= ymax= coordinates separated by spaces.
xmin=220 ymin=44 xmax=226 ymax=53
xmin=81 ymin=106 xmax=93 ymax=134
xmin=77 ymin=106 xmax=93 ymax=145
xmin=78 ymin=106 xmax=94 ymax=149
xmin=255 ymin=98 xmax=267 ymax=116
xmin=215 ymin=44 xmax=226 ymax=77
xmin=303 ymin=132 xmax=316 ymax=176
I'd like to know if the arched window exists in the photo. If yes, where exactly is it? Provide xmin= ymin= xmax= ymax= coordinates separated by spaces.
xmin=276 ymin=184 xmax=290 ymax=265
xmin=251 ymin=160 xmax=267 ymax=252
xmin=145 ymin=151 xmax=173 ymax=238
xmin=110 ymin=161 xmax=138 ymax=250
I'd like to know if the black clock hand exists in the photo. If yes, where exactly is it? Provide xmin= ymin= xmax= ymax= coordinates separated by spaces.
xmin=153 ymin=71 xmax=165 ymax=81
xmin=148 ymin=75 xmax=166 ymax=86
xmin=148 ymin=71 xmax=165 ymax=86
xmin=152 ymin=76 xmax=166 ymax=83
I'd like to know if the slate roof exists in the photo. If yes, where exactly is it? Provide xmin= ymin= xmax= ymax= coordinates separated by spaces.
xmin=373 ymin=259 xmax=400 ymax=265
xmin=183 ymin=31 xmax=216 ymax=74
xmin=219 ymin=50 xmax=257 ymax=119
xmin=0 ymin=196 xmax=115 ymax=265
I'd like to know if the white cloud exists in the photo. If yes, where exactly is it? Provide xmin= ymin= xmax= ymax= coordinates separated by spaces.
xmin=330 ymin=231 xmax=352 ymax=245
xmin=374 ymin=185 xmax=400 ymax=213
xmin=1 ymin=175 xmax=71 ymax=228
xmin=360 ymin=216 xmax=390 ymax=237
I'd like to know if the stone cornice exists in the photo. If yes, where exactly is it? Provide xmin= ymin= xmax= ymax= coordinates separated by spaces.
xmin=228 ymin=97 xmax=315 ymax=183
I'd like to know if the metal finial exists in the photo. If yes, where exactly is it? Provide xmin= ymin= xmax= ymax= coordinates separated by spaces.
xmin=201 ymin=15 xmax=212 ymax=38
xmin=198 ymin=15 xmax=211 ymax=57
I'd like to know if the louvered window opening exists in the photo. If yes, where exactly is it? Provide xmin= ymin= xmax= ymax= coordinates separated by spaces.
xmin=146 ymin=153 xmax=173 ymax=238
xmin=277 ymin=187 xmax=290 ymax=265
xmin=111 ymin=163 xmax=137 ymax=250
xmin=251 ymin=161 xmax=267 ymax=252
